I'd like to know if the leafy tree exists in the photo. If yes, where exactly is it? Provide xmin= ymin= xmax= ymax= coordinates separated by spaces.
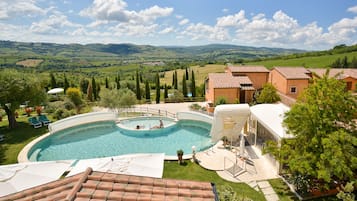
xmin=182 ymin=74 xmax=187 ymax=97
xmin=0 ymin=70 xmax=47 ymax=128
xmin=270 ymin=70 xmax=357 ymax=186
xmin=91 ymin=77 xmax=97 ymax=101
xmin=256 ymin=83 xmax=280 ymax=103
xmin=66 ymin=87 xmax=83 ymax=114
xmin=145 ymin=80 xmax=150 ymax=101
xmin=191 ymin=70 xmax=196 ymax=97
xmin=155 ymin=73 xmax=160 ymax=103
xmin=99 ymin=88 xmax=137 ymax=112
xmin=167 ymin=89 xmax=184 ymax=103
xmin=215 ymin=96 xmax=227 ymax=106
xmin=135 ymin=70 xmax=141 ymax=100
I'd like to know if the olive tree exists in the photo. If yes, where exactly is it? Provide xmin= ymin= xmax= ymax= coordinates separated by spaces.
xmin=0 ymin=70 xmax=47 ymax=128
xmin=268 ymin=70 xmax=357 ymax=189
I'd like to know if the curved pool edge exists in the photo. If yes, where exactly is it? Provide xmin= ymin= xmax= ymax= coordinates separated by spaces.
xmin=18 ymin=132 xmax=199 ymax=162
xmin=18 ymin=132 xmax=51 ymax=163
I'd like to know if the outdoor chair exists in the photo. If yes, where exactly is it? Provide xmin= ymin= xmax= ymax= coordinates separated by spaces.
xmin=28 ymin=117 xmax=42 ymax=128
xmin=38 ymin=115 xmax=51 ymax=126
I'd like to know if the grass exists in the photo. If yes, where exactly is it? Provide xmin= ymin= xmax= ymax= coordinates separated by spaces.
xmin=269 ymin=178 xmax=298 ymax=201
xmin=161 ymin=64 xmax=226 ymax=86
xmin=246 ymin=52 xmax=357 ymax=69
xmin=163 ymin=160 xmax=266 ymax=201
xmin=0 ymin=116 xmax=48 ymax=164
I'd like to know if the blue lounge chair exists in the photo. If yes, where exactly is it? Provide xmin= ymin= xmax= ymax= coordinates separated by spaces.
xmin=38 ymin=115 xmax=51 ymax=126
xmin=28 ymin=117 xmax=42 ymax=128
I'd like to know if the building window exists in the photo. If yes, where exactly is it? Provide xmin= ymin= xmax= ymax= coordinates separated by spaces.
xmin=290 ymin=86 xmax=297 ymax=94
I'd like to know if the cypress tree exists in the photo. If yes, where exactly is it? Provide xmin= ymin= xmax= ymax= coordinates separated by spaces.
xmin=174 ymin=70 xmax=178 ymax=89
xmin=145 ymin=80 xmax=150 ymax=101
xmin=50 ymin=73 xmax=57 ymax=88
xmin=105 ymin=77 xmax=109 ymax=89
xmin=115 ymin=75 xmax=121 ymax=89
xmin=136 ymin=70 xmax=141 ymax=100
xmin=172 ymin=73 xmax=175 ymax=86
xmin=64 ymin=74 xmax=69 ymax=93
xmin=92 ymin=77 xmax=97 ymax=101
xmin=182 ymin=74 xmax=187 ymax=97
xmin=155 ymin=73 xmax=160 ymax=103
xmin=191 ymin=70 xmax=196 ymax=97
xmin=185 ymin=67 xmax=189 ymax=80
xmin=164 ymin=84 xmax=168 ymax=99
xmin=87 ymin=83 xmax=93 ymax=101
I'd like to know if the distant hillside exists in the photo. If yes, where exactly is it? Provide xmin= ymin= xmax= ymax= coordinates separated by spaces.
xmin=0 ymin=40 xmax=305 ymax=63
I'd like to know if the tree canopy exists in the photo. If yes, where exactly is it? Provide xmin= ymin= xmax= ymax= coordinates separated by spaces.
xmin=276 ymin=70 xmax=357 ymax=186
xmin=99 ymin=88 xmax=137 ymax=112
xmin=256 ymin=83 xmax=280 ymax=104
xmin=0 ymin=70 xmax=47 ymax=128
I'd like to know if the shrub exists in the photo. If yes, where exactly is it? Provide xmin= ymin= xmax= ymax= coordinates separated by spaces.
xmin=215 ymin=96 xmax=227 ymax=106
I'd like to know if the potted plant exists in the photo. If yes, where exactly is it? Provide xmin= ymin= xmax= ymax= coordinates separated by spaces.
xmin=177 ymin=149 xmax=184 ymax=164
xmin=25 ymin=107 xmax=32 ymax=117
xmin=36 ymin=106 xmax=42 ymax=116
xmin=221 ymin=136 xmax=229 ymax=146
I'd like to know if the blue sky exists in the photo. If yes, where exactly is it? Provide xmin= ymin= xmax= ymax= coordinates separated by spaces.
xmin=1 ymin=0 xmax=357 ymax=50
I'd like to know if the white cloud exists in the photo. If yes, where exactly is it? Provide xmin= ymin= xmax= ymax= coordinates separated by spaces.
xmin=30 ymin=13 xmax=80 ymax=34
xmin=109 ymin=23 xmax=158 ymax=37
xmin=181 ymin=23 xmax=230 ymax=41
xmin=216 ymin=10 xmax=248 ymax=27
xmin=80 ymin=0 xmax=173 ymax=25
xmin=159 ymin=27 xmax=174 ymax=34
xmin=347 ymin=5 xmax=357 ymax=13
xmin=0 ymin=0 xmax=46 ymax=19
xmin=179 ymin=18 xmax=189 ymax=25
xmin=222 ymin=8 xmax=229 ymax=13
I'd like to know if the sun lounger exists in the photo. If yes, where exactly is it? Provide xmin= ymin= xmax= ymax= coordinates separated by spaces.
xmin=28 ymin=117 xmax=42 ymax=128
xmin=38 ymin=115 xmax=51 ymax=126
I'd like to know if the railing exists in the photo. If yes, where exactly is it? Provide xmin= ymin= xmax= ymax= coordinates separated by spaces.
xmin=176 ymin=111 xmax=213 ymax=124
xmin=48 ymin=112 xmax=117 ymax=133
xmin=164 ymin=97 xmax=205 ymax=103
xmin=118 ymin=107 xmax=177 ymax=119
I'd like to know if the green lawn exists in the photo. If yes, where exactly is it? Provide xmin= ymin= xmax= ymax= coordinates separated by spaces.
xmin=163 ymin=160 xmax=266 ymax=201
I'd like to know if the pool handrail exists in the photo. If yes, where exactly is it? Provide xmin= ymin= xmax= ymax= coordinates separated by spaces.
xmin=48 ymin=112 xmax=117 ymax=134
xmin=119 ymin=107 xmax=177 ymax=119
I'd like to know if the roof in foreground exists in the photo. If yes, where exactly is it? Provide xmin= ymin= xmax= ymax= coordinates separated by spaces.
xmin=208 ymin=73 xmax=253 ymax=88
xmin=0 ymin=167 xmax=217 ymax=201
xmin=273 ymin=66 xmax=311 ymax=79
xmin=227 ymin=65 xmax=270 ymax=73
xmin=308 ymin=68 xmax=357 ymax=79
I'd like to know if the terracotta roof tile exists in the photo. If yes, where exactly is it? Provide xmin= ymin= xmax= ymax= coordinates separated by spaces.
xmin=208 ymin=73 xmax=253 ymax=88
xmin=0 ymin=168 xmax=217 ymax=201
xmin=228 ymin=65 xmax=270 ymax=73
xmin=309 ymin=68 xmax=357 ymax=79
xmin=273 ymin=67 xmax=311 ymax=79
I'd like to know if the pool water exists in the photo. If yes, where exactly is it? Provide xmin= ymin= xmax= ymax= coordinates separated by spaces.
xmin=119 ymin=116 xmax=175 ymax=130
xmin=28 ymin=119 xmax=213 ymax=161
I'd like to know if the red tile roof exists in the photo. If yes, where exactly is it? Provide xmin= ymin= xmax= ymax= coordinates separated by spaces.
xmin=308 ymin=68 xmax=357 ymax=79
xmin=273 ymin=67 xmax=311 ymax=79
xmin=227 ymin=65 xmax=270 ymax=73
xmin=0 ymin=168 xmax=217 ymax=201
xmin=208 ymin=73 xmax=253 ymax=88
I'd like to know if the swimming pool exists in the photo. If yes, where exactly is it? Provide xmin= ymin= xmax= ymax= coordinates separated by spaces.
xmin=28 ymin=118 xmax=213 ymax=161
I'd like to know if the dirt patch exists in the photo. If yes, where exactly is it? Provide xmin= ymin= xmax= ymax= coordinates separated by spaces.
xmin=16 ymin=59 xmax=44 ymax=67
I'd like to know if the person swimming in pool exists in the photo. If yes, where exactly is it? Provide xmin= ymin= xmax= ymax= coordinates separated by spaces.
xmin=151 ymin=119 xmax=164 ymax=129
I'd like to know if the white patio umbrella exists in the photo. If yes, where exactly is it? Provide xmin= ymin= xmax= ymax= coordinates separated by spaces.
xmin=0 ymin=161 xmax=72 ymax=197
xmin=47 ymin=88 xmax=64 ymax=94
